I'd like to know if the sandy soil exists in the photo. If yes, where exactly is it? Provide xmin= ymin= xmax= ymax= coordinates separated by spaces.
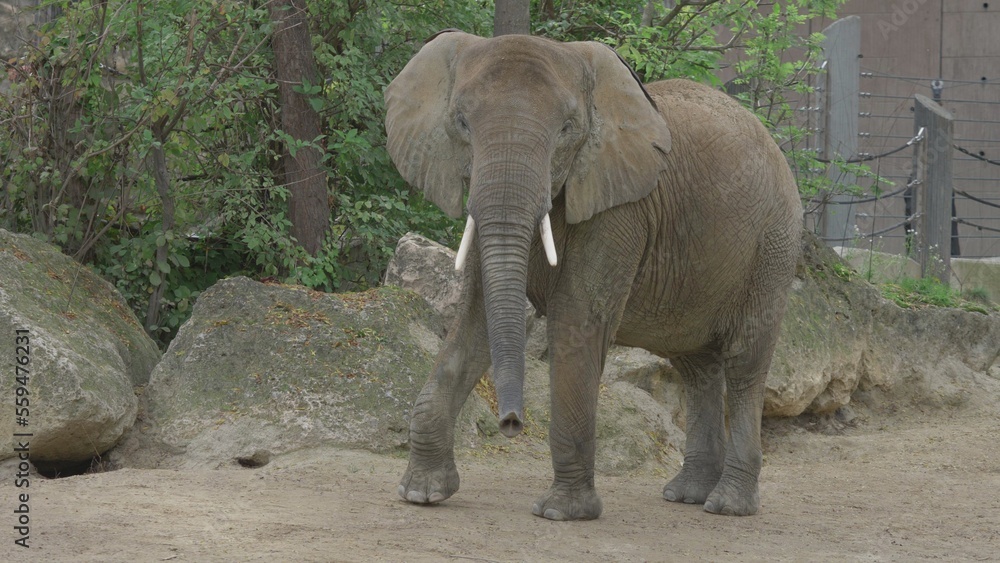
xmin=10 ymin=409 xmax=1000 ymax=562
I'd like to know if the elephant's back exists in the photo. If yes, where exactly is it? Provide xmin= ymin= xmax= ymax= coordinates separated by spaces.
xmin=647 ymin=80 xmax=792 ymax=185
xmin=645 ymin=78 xmax=800 ymax=232
xmin=647 ymin=79 xmax=760 ymax=135
xmin=647 ymin=79 xmax=768 ymax=136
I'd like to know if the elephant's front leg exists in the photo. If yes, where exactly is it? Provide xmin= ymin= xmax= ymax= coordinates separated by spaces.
xmin=531 ymin=312 xmax=612 ymax=521
xmin=399 ymin=255 xmax=492 ymax=505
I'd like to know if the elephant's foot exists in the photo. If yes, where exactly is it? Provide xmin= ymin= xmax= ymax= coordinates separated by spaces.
xmin=703 ymin=476 xmax=759 ymax=516
xmin=398 ymin=459 xmax=460 ymax=504
xmin=662 ymin=465 xmax=722 ymax=505
xmin=531 ymin=484 xmax=603 ymax=521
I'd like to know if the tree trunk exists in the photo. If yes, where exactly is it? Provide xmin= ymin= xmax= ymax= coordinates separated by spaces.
xmin=641 ymin=0 xmax=658 ymax=27
xmin=494 ymin=0 xmax=530 ymax=36
xmin=145 ymin=122 xmax=174 ymax=335
xmin=539 ymin=0 xmax=556 ymax=22
xmin=269 ymin=0 xmax=329 ymax=255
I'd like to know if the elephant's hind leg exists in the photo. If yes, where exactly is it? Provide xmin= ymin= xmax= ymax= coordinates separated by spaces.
xmin=399 ymin=253 xmax=492 ymax=505
xmin=700 ymin=345 xmax=772 ymax=516
xmin=703 ymin=236 xmax=794 ymax=516
xmin=662 ymin=352 xmax=727 ymax=505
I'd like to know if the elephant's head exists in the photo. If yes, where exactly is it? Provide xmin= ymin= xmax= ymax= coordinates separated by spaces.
xmin=385 ymin=31 xmax=671 ymax=437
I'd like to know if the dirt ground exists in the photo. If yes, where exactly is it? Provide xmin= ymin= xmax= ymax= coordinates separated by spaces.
xmin=11 ymin=407 xmax=1000 ymax=562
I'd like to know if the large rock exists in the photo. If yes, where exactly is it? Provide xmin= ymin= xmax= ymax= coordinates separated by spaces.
xmin=112 ymin=277 xmax=495 ymax=469
xmin=765 ymin=234 xmax=882 ymax=415
xmin=598 ymin=347 xmax=686 ymax=473
xmin=0 ymin=229 xmax=160 ymax=468
xmin=117 ymin=272 xmax=689 ymax=472
xmin=386 ymin=232 xmax=547 ymax=352
xmin=770 ymin=233 xmax=1000 ymax=416
xmin=498 ymin=347 xmax=687 ymax=475
xmin=385 ymin=233 xmax=464 ymax=333
xmin=860 ymin=305 xmax=1000 ymax=412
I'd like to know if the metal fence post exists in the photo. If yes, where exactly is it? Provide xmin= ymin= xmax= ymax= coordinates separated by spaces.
xmin=819 ymin=16 xmax=861 ymax=245
xmin=913 ymin=94 xmax=953 ymax=284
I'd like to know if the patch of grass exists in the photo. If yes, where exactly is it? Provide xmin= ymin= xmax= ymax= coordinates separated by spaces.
xmin=962 ymin=287 xmax=993 ymax=306
xmin=881 ymin=277 xmax=998 ymax=313
xmin=806 ymin=260 xmax=855 ymax=283
xmin=474 ymin=375 xmax=499 ymax=416
xmin=831 ymin=262 xmax=855 ymax=282
xmin=519 ymin=407 xmax=547 ymax=441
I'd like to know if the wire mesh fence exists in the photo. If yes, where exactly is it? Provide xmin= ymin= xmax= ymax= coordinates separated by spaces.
xmin=802 ymin=71 xmax=1000 ymax=260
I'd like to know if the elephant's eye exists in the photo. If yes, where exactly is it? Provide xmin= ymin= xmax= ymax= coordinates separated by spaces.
xmin=560 ymin=120 xmax=575 ymax=135
xmin=455 ymin=113 xmax=470 ymax=134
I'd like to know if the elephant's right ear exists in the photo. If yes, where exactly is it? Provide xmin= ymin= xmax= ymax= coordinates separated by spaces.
xmin=385 ymin=31 xmax=483 ymax=218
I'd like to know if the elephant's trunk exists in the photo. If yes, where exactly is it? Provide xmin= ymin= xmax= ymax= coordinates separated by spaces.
xmin=465 ymin=133 xmax=551 ymax=439
xmin=475 ymin=218 xmax=532 ymax=438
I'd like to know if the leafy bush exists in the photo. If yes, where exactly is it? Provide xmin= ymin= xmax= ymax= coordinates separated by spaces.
xmin=3 ymin=0 xmax=867 ymax=348
xmin=1 ymin=0 xmax=493 ymax=346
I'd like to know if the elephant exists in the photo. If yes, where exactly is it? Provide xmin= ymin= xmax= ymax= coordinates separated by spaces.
xmin=384 ymin=30 xmax=801 ymax=521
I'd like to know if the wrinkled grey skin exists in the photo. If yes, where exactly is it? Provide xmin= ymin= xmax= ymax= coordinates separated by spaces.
xmin=384 ymin=31 xmax=801 ymax=521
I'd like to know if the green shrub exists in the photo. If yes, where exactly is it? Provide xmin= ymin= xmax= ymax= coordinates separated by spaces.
xmin=3 ymin=0 xmax=868 ymax=348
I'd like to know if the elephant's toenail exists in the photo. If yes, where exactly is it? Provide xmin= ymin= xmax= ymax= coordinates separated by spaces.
xmin=543 ymin=508 xmax=565 ymax=520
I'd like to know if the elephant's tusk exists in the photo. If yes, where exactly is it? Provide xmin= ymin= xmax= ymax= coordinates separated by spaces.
xmin=455 ymin=216 xmax=476 ymax=271
xmin=540 ymin=214 xmax=557 ymax=267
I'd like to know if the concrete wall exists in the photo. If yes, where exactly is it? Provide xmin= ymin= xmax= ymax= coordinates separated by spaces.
xmin=952 ymin=257 xmax=1000 ymax=302
xmin=836 ymin=246 xmax=1000 ymax=304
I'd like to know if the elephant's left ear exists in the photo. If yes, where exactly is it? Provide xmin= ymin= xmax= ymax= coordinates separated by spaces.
xmin=564 ymin=43 xmax=672 ymax=224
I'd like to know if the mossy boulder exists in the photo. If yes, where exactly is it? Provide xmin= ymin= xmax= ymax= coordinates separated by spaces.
xmin=113 ymin=276 xmax=494 ymax=469
xmin=765 ymin=233 xmax=882 ymax=415
xmin=860 ymin=304 xmax=1000 ymax=411
xmin=0 ymin=229 xmax=160 ymax=468
xmin=768 ymin=232 xmax=1000 ymax=416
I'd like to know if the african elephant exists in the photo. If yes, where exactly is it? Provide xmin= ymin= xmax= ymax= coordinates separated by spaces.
xmin=384 ymin=30 xmax=801 ymax=521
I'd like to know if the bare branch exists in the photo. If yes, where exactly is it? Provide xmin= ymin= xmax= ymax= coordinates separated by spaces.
xmin=658 ymin=0 xmax=725 ymax=28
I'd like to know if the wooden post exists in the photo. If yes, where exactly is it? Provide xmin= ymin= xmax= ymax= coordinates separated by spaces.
xmin=819 ymin=16 xmax=861 ymax=245
xmin=913 ymin=94 xmax=953 ymax=284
